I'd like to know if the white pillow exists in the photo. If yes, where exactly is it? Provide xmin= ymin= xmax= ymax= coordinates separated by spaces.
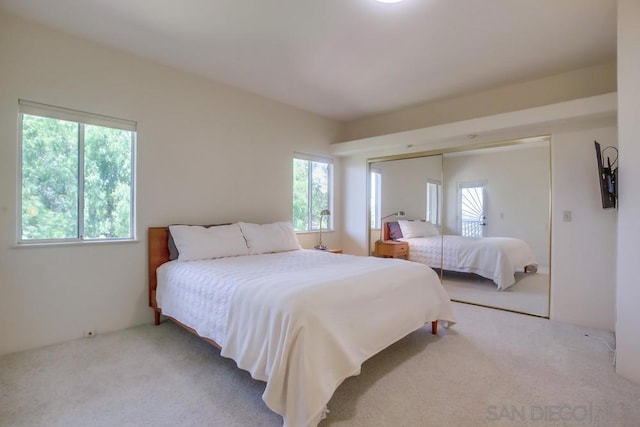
xmin=239 ymin=222 xmax=302 ymax=254
xmin=169 ymin=224 xmax=250 ymax=261
xmin=397 ymin=220 xmax=439 ymax=238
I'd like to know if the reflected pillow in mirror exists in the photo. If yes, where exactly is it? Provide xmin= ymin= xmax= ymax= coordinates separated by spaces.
xmin=388 ymin=221 xmax=404 ymax=240
xmin=398 ymin=220 xmax=439 ymax=238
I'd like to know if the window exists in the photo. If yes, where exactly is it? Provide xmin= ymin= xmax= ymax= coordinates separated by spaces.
xmin=425 ymin=180 xmax=441 ymax=226
xmin=19 ymin=100 xmax=136 ymax=243
xmin=370 ymin=168 xmax=382 ymax=228
xmin=292 ymin=153 xmax=332 ymax=232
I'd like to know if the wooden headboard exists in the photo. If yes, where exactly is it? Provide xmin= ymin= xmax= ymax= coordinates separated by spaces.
xmin=146 ymin=226 xmax=226 ymax=344
xmin=148 ymin=227 xmax=170 ymax=309
xmin=383 ymin=221 xmax=394 ymax=241
xmin=148 ymin=224 xmax=231 ymax=307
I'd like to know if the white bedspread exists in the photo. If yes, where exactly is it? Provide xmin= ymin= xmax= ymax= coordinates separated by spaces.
xmin=156 ymin=249 xmax=455 ymax=427
xmin=403 ymin=235 xmax=538 ymax=290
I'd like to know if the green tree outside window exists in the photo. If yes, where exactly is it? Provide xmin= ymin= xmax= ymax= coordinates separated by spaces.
xmin=20 ymin=109 xmax=135 ymax=242
xmin=292 ymin=157 xmax=332 ymax=232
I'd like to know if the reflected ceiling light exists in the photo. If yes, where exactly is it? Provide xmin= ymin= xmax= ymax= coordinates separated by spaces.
xmin=377 ymin=0 xmax=403 ymax=3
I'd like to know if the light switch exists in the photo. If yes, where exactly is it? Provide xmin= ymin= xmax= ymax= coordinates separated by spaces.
xmin=562 ymin=211 xmax=572 ymax=222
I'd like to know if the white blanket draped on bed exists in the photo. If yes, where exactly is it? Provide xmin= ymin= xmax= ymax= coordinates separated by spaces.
xmin=157 ymin=250 xmax=455 ymax=427
xmin=403 ymin=235 xmax=537 ymax=290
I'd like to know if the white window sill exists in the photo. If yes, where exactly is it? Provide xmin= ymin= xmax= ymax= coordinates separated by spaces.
xmin=295 ymin=230 xmax=335 ymax=235
xmin=13 ymin=239 xmax=140 ymax=249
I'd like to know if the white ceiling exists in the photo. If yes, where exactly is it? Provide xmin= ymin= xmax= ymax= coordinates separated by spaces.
xmin=0 ymin=0 xmax=617 ymax=121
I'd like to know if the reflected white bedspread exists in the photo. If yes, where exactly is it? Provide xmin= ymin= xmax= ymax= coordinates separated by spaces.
xmin=157 ymin=249 xmax=455 ymax=427
xmin=403 ymin=235 xmax=538 ymax=290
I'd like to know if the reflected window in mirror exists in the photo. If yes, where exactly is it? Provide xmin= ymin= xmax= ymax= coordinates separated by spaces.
xmin=371 ymin=168 xmax=382 ymax=228
xmin=457 ymin=180 xmax=486 ymax=237
xmin=426 ymin=180 xmax=442 ymax=226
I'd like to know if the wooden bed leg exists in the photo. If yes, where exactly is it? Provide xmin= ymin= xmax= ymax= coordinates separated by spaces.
xmin=154 ymin=309 xmax=161 ymax=326
xmin=431 ymin=320 xmax=438 ymax=335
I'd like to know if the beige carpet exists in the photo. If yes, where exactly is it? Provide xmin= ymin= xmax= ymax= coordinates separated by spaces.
xmin=1 ymin=302 xmax=639 ymax=426
xmin=443 ymin=271 xmax=550 ymax=317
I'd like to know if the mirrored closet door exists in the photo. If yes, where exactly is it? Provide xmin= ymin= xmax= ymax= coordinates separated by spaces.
xmin=440 ymin=139 xmax=551 ymax=317
xmin=368 ymin=137 xmax=551 ymax=318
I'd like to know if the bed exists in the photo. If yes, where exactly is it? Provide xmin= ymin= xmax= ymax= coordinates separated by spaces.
xmin=148 ymin=223 xmax=455 ymax=427
xmin=385 ymin=220 xmax=538 ymax=291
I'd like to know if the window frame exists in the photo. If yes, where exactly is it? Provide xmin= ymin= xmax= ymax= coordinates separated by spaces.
xmin=425 ymin=179 xmax=442 ymax=226
xmin=457 ymin=180 xmax=487 ymax=237
xmin=17 ymin=100 xmax=137 ymax=245
xmin=292 ymin=153 xmax=333 ymax=233
xmin=370 ymin=168 xmax=382 ymax=229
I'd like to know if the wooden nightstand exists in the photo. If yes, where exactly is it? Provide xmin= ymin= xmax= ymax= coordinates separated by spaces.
xmin=374 ymin=240 xmax=408 ymax=259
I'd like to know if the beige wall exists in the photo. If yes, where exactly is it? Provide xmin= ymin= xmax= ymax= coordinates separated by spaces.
xmin=344 ymin=62 xmax=617 ymax=141
xmin=550 ymin=126 xmax=617 ymax=331
xmin=0 ymin=13 xmax=343 ymax=355
xmin=615 ymin=0 xmax=640 ymax=384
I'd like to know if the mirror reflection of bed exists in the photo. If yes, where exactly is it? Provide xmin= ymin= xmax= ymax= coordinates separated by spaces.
xmin=369 ymin=137 xmax=551 ymax=317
